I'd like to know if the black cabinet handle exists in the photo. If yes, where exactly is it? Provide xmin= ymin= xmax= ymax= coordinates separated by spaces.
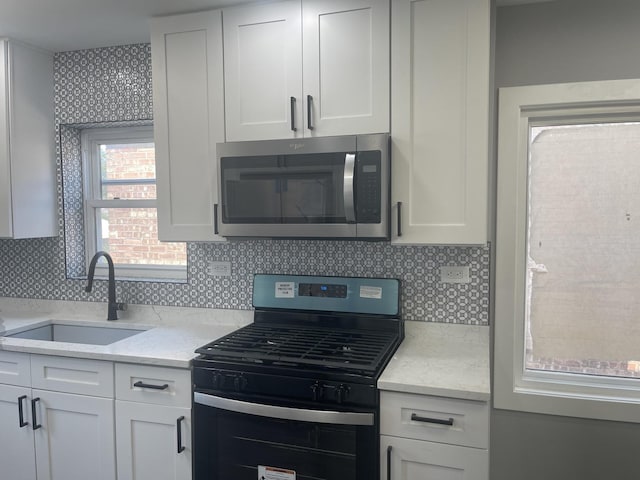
xmin=213 ymin=204 xmax=219 ymax=235
xmin=307 ymin=95 xmax=314 ymax=130
xmin=177 ymin=416 xmax=186 ymax=453
xmin=411 ymin=413 xmax=454 ymax=426
xmin=386 ymin=445 xmax=392 ymax=480
xmin=397 ymin=201 xmax=403 ymax=237
xmin=18 ymin=395 xmax=29 ymax=428
xmin=31 ymin=397 xmax=41 ymax=430
xmin=134 ymin=381 xmax=169 ymax=390
xmin=290 ymin=96 xmax=297 ymax=132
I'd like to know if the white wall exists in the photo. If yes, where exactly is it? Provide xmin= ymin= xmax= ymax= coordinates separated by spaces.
xmin=492 ymin=1 xmax=640 ymax=479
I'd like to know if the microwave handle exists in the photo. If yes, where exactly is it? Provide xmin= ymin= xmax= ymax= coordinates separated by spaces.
xmin=343 ymin=153 xmax=356 ymax=223
xmin=213 ymin=203 xmax=219 ymax=235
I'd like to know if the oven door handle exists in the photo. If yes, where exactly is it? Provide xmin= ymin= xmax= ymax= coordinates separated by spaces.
xmin=194 ymin=392 xmax=374 ymax=426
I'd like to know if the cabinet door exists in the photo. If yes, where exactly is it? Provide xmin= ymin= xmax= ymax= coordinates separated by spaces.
xmin=116 ymin=400 xmax=191 ymax=480
xmin=0 ymin=385 xmax=36 ymax=480
xmin=0 ymin=39 xmax=12 ymax=237
xmin=0 ymin=39 xmax=57 ymax=239
xmin=32 ymin=389 xmax=115 ymax=480
xmin=391 ymin=0 xmax=490 ymax=245
xmin=151 ymin=11 xmax=225 ymax=241
xmin=381 ymin=435 xmax=488 ymax=480
xmin=302 ymin=0 xmax=389 ymax=137
xmin=223 ymin=1 xmax=302 ymax=141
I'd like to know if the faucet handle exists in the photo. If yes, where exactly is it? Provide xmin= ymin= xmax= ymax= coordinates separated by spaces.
xmin=116 ymin=303 xmax=127 ymax=312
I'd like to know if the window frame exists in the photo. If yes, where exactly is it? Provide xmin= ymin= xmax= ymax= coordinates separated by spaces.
xmin=495 ymin=79 xmax=640 ymax=423
xmin=81 ymin=126 xmax=187 ymax=281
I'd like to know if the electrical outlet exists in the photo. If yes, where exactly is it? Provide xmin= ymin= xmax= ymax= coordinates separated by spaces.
xmin=440 ymin=266 xmax=470 ymax=284
xmin=207 ymin=261 xmax=231 ymax=277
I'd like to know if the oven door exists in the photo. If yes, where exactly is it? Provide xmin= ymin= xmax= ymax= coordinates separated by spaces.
xmin=193 ymin=392 xmax=378 ymax=480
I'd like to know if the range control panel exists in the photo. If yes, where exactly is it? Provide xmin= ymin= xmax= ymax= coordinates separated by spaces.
xmin=298 ymin=283 xmax=348 ymax=298
xmin=252 ymin=274 xmax=400 ymax=316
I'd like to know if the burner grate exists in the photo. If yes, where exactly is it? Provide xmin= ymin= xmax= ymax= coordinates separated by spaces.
xmin=196 ymin=323 xmax=397 ymax=373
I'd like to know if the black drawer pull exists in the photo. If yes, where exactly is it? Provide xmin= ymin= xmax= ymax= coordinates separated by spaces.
xmin=177 ymin=416 xmax=186 ymax=453
xmin=134 ymin=381 xmax=169 ymax=390
xmin=411 ymin=413 xmax=454 ymax=426
xmin=31 ymin=397 xmax=42 ymax=430
xmin=387 ymin=445 xmax=393 ymax=480
xmin=397 ymin=201 xmax=403 ymax=237
xmin=18 ymin=395 xmax=29 ymax=428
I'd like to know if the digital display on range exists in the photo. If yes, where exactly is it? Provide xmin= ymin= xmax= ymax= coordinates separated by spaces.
xmin=298 ymin=283 xmax=347 ymax=298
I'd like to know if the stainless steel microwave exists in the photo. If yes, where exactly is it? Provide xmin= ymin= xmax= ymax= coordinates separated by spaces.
xmin=214 ymin=133 xmax=390 ymax=239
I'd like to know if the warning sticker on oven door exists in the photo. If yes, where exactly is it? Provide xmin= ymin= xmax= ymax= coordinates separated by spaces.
xmin=258 ymin=465 xmax=296 ymax=480
xmin=360 ymin=285 xmax=383 ymax=299
xmin=275 ymin=282 xmax=295 ymax=298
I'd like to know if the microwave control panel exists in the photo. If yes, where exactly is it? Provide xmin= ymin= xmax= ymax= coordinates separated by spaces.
xmin=356 ymin=151 xmax=382 ymax=223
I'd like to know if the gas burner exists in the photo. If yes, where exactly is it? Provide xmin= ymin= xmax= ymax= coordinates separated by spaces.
xmin=196 ymin=322 xmax=399 ymax=374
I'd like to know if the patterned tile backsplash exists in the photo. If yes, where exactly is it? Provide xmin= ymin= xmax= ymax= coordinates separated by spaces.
xmin=0 ymin=44 xmax=490 ymax=325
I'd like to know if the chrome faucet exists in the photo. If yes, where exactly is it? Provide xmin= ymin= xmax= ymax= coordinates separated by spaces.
xmin=85 ymin=251 xmax=126 ymax=321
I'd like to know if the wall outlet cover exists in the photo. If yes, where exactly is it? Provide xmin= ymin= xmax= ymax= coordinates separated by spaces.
xmin=207 ymin=261 xmax=232 ymax=277
xmin=440 ymin=265 xmax=471 ymax=284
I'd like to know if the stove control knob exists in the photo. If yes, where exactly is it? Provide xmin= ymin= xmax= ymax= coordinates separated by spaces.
xmin=336 ymin=384 xmax=349 ymax=404
xmin=211 ymin=372 xmax=223 ymax=389
xmin=310 ymin=381 xmax=323 ymax=401
xmin=233 ymin=375 xmax=247 ymax=392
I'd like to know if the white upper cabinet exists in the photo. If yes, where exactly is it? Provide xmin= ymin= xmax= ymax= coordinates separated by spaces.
xmin=223 ymin=0 xmax=389 ymax=141
xmin=223 ymin=1 xmax=302 ymax=141
xmin=151 ymin=11 xmax=225 ymax=242
xmin=390 ymin=0 xmax=490 ymax=245
xmin=302 ymin=0 xmax=389 ymax=137
xmin=0 ymin=39 xmax=57 ymax=239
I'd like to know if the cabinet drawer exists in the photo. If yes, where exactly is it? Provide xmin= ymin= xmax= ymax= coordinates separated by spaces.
xmin=380 ymin=391 xmax=489 ymax=448
xmin=0 ymin=351 xmax=31 ymax=387
xmin=115 ymin=363 xmax=191 ymax=407
xmin=30 ymin=355 xmax=114 ymax=397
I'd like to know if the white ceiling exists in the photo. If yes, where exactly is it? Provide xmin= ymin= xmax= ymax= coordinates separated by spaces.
xmin=0 ymin=0 xmax=555 ymax=53
xmin=0 ymin=0 xmax=249 ymax=52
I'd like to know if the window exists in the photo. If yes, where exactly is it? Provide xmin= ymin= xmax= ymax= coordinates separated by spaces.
xmin=494 ymin=79 xmax=640 ymax=423
xmin=82 ymin=126 xmax=187 ymax=280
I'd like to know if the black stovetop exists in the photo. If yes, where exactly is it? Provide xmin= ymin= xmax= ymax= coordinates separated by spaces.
xmin=195 ymin=320 xmax=399 ymax=375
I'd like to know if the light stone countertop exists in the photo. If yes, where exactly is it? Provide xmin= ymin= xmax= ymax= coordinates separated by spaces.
xmin=1 ymin=298 xmax=491 ymax=401
xmin=0 ymin=298 xmax=253 ymax=368
xmin=378 ymin=320 xmax=491 ymax=402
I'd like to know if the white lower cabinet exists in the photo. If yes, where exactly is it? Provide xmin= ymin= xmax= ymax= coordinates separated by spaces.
xmin=33 ymin=389 xmax=115 ymax=480
xmin=0 ymin=351 xmax=194 ymax=479
xmin=116 ymin=400 xmax=192 ymax=480
xmin=115 ymin=363 xmax=192 ymax=480
xmin=380 ymin=391 xmax=489 ymax=480
xmin=381 ymin=435 xmax=488 ymax=480
xmin=0 ymin=384 xmax=37 ymax=480
xmin=0 ymin=352 xmax=116 ymax=480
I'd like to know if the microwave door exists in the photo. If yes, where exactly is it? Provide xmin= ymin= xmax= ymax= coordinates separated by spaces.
xmin=278 ymin=153 xmax=348 ymax=223
xmin=218 ymin=149 xmax=358 ymax=238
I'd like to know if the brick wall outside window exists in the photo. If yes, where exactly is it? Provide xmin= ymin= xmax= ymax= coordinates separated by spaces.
xmin=100 ymin=145 xmax=186 ymax=266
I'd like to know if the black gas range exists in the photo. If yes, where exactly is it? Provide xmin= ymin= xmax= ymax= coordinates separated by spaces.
xmin=192 ymin=274 xmax=403 ymax=480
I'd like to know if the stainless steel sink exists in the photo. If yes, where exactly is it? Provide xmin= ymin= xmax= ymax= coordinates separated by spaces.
xmin=5 ymin=322 xmax=147 ymax=345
